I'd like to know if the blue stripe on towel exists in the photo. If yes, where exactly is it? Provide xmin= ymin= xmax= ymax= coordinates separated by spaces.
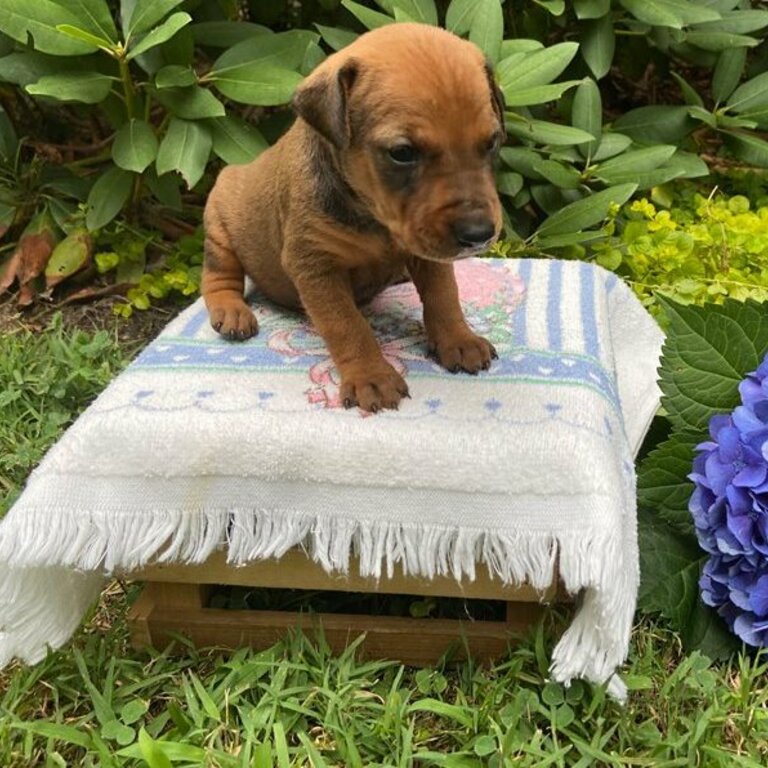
xmin=546 ymin=259 xmax=563 ymax=351
xmin=580 ymin=261 xmax=600 ymax=360
xmin=512 ymin=259 xmax=532 ymax=348
xmin=180 ymin=306 xmax=210 ymax=338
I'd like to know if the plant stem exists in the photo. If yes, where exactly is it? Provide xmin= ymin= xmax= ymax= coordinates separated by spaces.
xmin=118 ymin=56 xmax=138 ymax=120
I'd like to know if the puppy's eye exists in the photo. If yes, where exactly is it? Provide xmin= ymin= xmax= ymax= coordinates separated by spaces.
xmin=388 ymin=144 xmax=419 ymax=165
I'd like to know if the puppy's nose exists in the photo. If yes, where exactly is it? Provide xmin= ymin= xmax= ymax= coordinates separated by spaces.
xmin=452 ymin=217 xmax=496 ymax=248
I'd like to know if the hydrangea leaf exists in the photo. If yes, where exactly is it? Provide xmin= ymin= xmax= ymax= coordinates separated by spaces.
xmin=657 ymin=297 xmax=768 ymax=432
xmin=637 ymin=432 xmax=701 ymax=535
xmin=637 ymin=511 xmax=708 ymax=630
xmin=682 ymin=598 xmax=738 ymax=660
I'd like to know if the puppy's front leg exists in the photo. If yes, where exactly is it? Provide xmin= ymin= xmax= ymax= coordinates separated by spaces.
xmin=294 ymin=270 xmax=409 ymax=412
xmin=408 ymin=259 xmax=497 ymax=374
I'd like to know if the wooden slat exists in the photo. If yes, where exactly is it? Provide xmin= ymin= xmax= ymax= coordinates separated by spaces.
xmin=130 ymin=550 xmax=555 ymax=602
xmin=129 ymin=598 xmax=543 ymax=665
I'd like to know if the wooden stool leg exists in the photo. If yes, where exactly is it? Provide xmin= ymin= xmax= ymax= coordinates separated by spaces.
xmin=128 ymin=581 xmax=211 ymax=650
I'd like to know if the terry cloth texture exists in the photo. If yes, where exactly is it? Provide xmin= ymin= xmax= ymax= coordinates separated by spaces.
xmin=0 ymin=258 xmax=663 ymax=699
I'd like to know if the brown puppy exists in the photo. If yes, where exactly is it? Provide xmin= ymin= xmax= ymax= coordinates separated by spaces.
xmin=202 ymin=23 xmax=505 ymax=412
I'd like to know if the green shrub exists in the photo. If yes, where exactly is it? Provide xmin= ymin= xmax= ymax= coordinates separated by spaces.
xmin=1 ymin=0 xmax=768 ymax=302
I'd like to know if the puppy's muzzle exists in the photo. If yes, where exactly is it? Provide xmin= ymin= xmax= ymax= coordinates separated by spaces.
xmin=451 ymin=214 xmax=498 ymax=258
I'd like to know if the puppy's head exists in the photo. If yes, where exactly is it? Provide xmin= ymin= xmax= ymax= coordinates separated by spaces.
xmin=292 ymin=23 xmax=505 ymax=261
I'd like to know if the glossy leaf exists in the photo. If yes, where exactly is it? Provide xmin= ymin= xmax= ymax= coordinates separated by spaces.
xmin=595 ymin=145 xmax=677 ymax=183
xmin=574 ymin=0 xmax=610 ymax=19
xmin=670 ymin=72 xmax=703 ymax=107
xmin=55 ymin=24 xmax=112 ymax=51
xmin=153 ymin=85 xmax=226 ymax=119
xmin=592 ymin=132 xmax=632 ymax=161
xmin=727 ymin=71 xmax=768 ymax=114
xmin=685 ymin=31 xmax=758 ymax=52
xmin=613 ymin=105 xmax=696 ymax=144
xmin=572 ymin=78 xmax=602 ymax=157
xmin=499 ymin=147 xmax=546 ymax=180
xmin=209 ymin=64 xmax=303 ymax=106
xmin=127 ymin=0 xmax=184 ymax=37
xmin=501 ymin=79 xmax=582 ymax=107
xmin=692 ymin=10 xmax=768 ymax=35
xmin=497 ymin=42 xmax=579 ymax=91
xmin=155 ymin=65 xmax=196 ymax=89
xmin=126 ymin=12 xmax=192 ymax=60
xmin=26 ymin=72 xmax=114 ymax=104
xmin=712 ymin=47 xmax=746 ymax=103
xmin=506 ymin=118 xmax=594 ymax=146
xmin=536 ymin=183 xmax=637 ymax=236
xmin=314 ymin=24 xmax=358 ymax=51
xmin=156 ymin=118 xmax=212 ymax=188
xmin=0 ymin=0 xmax=97 ymax=55
xmin=208 ymin=116 xmax=269 ymax=165
xmin=392 ymin=0 xmax=437 ymax=25
xmin=723 ymin=131 xmax=768 ymax=167
xmin=531 ymin=159 xmax=582 ymax=189
xmin=112 ymin=119 xmax=158 ymax=173
xmin=341 ymin=0 xmax=394 ymax=29
xmin=581 ymin=14 xmax=614 ymax=79
xmin=446 ymin=0 xmax=482 ymax=34
xmin=44 ymin=228 xmax=92 ymax=288
xmin=211 ymin=30 xmax=317 ymax=74
xmin=469 ymin=0 xmax=504 ymax=65
xmin=85 ymin=167 xmax=133 ymax=230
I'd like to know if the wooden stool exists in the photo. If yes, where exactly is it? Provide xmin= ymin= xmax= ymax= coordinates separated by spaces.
xmin=127 ymin=550 xmax=556 ymax=665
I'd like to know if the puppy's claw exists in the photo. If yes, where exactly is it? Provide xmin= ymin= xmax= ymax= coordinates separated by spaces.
xmin=343 ymin=397 xmax=355 ymax=409
xmin=451 ymin=364 xmax=461 ymax=374
xmin=491 ymin=349 xmax=499 ymax=360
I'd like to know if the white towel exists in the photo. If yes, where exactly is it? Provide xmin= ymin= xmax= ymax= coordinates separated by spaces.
xmin=0 ymin=258 xmax=663 ymax=699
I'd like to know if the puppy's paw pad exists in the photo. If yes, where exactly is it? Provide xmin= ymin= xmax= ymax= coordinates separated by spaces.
xmin=434 ymin=333 xmax=496 ymax=374
xmin=209 ymin=304 xmax=258 ymax=341
xmin=340 ymin=365 xmax=409 ymax=413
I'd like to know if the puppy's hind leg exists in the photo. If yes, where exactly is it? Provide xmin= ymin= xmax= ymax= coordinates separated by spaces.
xmin=201 ymin=222 xmax=258 ymax=341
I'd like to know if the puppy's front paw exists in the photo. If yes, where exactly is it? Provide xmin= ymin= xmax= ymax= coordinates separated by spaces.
xmin=208 ymin=298 xmax=258 ymax=341
xmin=431 ymin=331 xmax=497 ymax=374
xmin=340 ymin=362 xmax=410 ymax=413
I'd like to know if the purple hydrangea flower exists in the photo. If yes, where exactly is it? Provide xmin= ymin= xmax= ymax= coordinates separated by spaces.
xmin=689 ymin=354 xmax=768 ymax=647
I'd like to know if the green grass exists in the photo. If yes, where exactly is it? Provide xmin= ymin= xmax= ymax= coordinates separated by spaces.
xmin=1 ymin=317 xmax=768 ymax=767
xmin=0 ymin=314 xmax=133 ymax=517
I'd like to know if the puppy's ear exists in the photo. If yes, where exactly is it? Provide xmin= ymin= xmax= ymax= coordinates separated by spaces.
xmin=484 ymin=60 xmax=507 ymax=141
xmin=292 ymin=60 xmax=359 ymax=149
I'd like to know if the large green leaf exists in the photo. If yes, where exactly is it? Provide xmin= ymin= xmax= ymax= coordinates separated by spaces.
xmin=26 ymin=71 xmax=114 ymax=104
xmin=85 ymin=167 xmax=133 ymax=230
xmin=657 ymin=296 xmax=768 ymax=432
xmin=502 ymin=79 xmax=582 ymax=107
xmin=314 ymin=24 xmax=358 ymax=52
xmin=581 ymin=15 xmax=614 ymax=79
xmin=595 ymin=145 xmax=677 ymax=183
xmin=693 ymin=9 xmax=768 ymax=34
xmin=112 ymin=119 xmax=158 ymax=173
xmin=445 ymin=0 xmax=481 ymax=34
xmin=574 ymin=0 xmax=610 ymax=19
xmin=497 ymin=42 xmax=579 ymax=92
xmin=392 ymin=0 xmax=437 ymax=25
xmin=637 ymin=512 xmax=705 ymax=627
xmin=126 ymin=12 xmax=191 ymax=60
xmin=685 ymin=31 xmax=758 ymax=52
xmin=531 ymin=159 xmax=582 ymax=189
xmin=65 ymin=0 xmax=117 ymax=45
xmin=499 ymin=147 xmax=546 ymax=180
xmin=207 ymin=116 xmax=268 ymax=165
xmin=723 ymin=131 xmax=768 ymax=166
xmin=727 ymin=71 xmax=768 ymax=114
xmin=210 ymin=30 xmax=317 ymax=76
xmin=209 ymin=64 xmax=303 ymax=106
xmin=341 ymin=0 xmax=394 ymax=29
xmin=572 ymin=79 xmax=601 ymax=157
xmin=506 ymin=118 xmax=594 ymax=146
xmin=154 ymin=65 xmax=196 ymax=89
xmin=153 ymin=85 xmax=226 ymax=119
xmin=535 ymin=183 xmax=637 ymax=236
xmin=592 ymin=132 xmax=632 ymax=161
xmin=712 ymin=47 xmax=746 ymax=103
xmin=0 ymin=0 xmax=97 ymax=55
xmin=156 ymin=118 xmax=212 ymax=189
xmin=127 ymin=0 xmax=184 ymax=38
xmin=469 ymin=0 xmax=503 ymax=64
xmin=637 ymin=433 xmax=700 ymax=534
xmin=621 ymin=0 xmax=720 ymax=28
xmin=613 ymin=105 xmax=696 ymax=144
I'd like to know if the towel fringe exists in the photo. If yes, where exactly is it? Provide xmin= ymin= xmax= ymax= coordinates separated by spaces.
xmin=0 ymin=505 xmax=636 ymax=699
